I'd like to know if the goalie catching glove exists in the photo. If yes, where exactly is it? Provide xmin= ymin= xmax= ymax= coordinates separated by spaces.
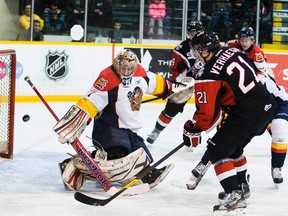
xmin=166 ymin=77 xmax=195 ymax=104
xmin=53 ymin=105 xmax=90 ymax=144
xmin=183 ymin=120 xmax=202 ymax=148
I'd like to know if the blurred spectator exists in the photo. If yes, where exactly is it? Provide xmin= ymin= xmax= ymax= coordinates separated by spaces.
xmin=43 ymin=2 xmax=66 ymax=31
xmin=212 ymin=0 xmax=232 ymax=29
xmin=212 ymin=0 xmax=232 ymax=41
xmin=229 ymin=0 xmax=249 ymax=39
xmin=148 ymin=0 xmax=166 ymax=38
xmin=251 ymin=0 xmax=273 ymax=44
xmin=189 ymin=0 xmax=213 ymax=30
xmin=201 ymin=0 xmax=213 ymax=30
xmin=163 ymin=0 xmax=173 ymax=39
xmin=92 ymin=0 xmax=112 ymax=28
xmin=16 ymin=20 xmax=44 ymax=41
xmin=19 ymin=4 xmax=44 ymax=32
xmin=108 ymin=20 xmax=123 ymax=43
xmin=65 ymin=0 xmax=85 ymax=30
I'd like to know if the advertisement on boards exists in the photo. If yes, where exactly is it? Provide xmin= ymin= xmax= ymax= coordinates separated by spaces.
xmin=266 ymin=52 xmax=288 ymax=92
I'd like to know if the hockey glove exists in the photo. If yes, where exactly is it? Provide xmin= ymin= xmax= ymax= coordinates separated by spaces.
xmin=183 ymin=120 xmax=202 ymax=148
xmin=166 ymin=77 xmax=195 ymax=104
xmin=187 ymin=59 xmax=204 ymax=78
xmin=53 ymin=105 xmax=90 ymax=144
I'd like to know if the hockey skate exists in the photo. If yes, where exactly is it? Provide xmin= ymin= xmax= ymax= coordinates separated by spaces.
xmin=213 ymin=190 xmax=247 ymax=216
xmin=218 ymin=175 xmax=250 ymax=204
xmin=191 ymin=161 xmax=209 ymax=179
xmin=271 ymin=167 xmax=283 ymax=184
xmin=142 ymin=164 xmax=175 ymax=188
xmin=146 ymin=128 xmax=161 ymax=144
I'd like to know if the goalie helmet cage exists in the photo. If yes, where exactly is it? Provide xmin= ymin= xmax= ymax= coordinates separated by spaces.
xmin=0 ymin=49 xmax=16 ymax=159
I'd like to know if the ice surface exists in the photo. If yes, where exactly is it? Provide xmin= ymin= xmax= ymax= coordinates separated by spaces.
xmin=0 ymin=102 xmax=287 ymax=216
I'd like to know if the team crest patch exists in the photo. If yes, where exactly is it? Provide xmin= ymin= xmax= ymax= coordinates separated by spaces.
xmin=45 ymin=51 xmax=68 ymax=80
xmin=95 ymin=77 xmax=108 ymax=90
xmin=127 ymin=86 xmax=143 ymax=111
xmin=256 ymin=53 xmax=264 ymax=62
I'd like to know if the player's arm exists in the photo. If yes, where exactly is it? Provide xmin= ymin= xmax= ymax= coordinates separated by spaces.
xmin=171 ymin=50 xmax=190 ymax=81
xmin=193 ymin=80 xmax=222 ymax=131
xmin=53 ymin=88 xmax=104 ymax=144
xmin=147 ymin=72 xmax=194 ymax=103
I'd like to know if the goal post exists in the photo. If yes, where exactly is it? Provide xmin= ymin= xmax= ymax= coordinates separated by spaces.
xmin=0 ymin=49 xmax=16 ymax=159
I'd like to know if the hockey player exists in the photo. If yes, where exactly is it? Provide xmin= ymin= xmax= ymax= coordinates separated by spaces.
xmin=226 ymin=26 xmax=288 ymax=184
xmin=146 ymin=20 xmax=204 ymax=145
xmin=226 ymin=26 xmax=274 ymax=77
xmin=53 ymin=49 xmax=194 ymax=191
xmin=191 ymin=26 xmax=288 ymax=189
xmin=182 ymin=31 xmax=276 ymax=214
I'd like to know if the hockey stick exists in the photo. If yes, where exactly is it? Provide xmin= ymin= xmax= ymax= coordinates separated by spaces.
xmin=141 ymin=97 xmax=162 ymax=104
xmin=24 ymin=76 xmax=115 ymax=194
xmin=74 ymin=142 xmax=185 ymax=206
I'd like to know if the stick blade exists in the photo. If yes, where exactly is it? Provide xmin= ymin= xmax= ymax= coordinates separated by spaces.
xmin=74 ymin=183 xmax=150 ymax=206
xmin=74 ymin=192 xmax=101 ymax=206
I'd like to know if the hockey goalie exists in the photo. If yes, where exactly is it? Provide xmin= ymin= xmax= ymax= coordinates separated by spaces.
xmin=53 ymin=49 xmax=194 ymax=191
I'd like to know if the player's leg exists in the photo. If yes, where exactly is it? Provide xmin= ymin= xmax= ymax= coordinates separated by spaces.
xmin=147 ymin=100 xmax=186 ymax=144
xmin=271 ymin=117 xmax=288 ymax=184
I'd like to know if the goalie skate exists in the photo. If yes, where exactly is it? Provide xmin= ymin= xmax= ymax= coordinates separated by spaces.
xmin=142 ymin=163 xmax=175 ymax=188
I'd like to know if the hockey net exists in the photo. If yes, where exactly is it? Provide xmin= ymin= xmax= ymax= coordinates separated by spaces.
xmin=0 ymin=50 xmax=16 ymax=159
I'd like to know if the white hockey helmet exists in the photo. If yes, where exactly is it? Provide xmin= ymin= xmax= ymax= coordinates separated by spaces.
xmin=113 ymin=49 xmax=138 ymax=87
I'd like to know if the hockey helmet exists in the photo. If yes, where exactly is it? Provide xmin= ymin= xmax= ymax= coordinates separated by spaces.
xmin=238 ymin=26 xmax=255 ymax=41
xmin=191 ymin=31 xmax=220 ymax=54
xmin=187 ymin=20 xmax=205 ymax=40
xmin=113 ymin=49 xmax=138 ymax=87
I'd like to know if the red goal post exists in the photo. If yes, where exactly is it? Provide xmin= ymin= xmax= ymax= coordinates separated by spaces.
xmin=0 ymin=49 xmax=16 ymax=159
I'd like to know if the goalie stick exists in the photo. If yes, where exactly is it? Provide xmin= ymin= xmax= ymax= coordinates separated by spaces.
xmin=141 ymin=96 xmax=161 ymax=104
xmin=24 ymin=76 xmax=148 ymax=196
xmin=171 ymin=161 xmax=211 ymax=190
xmin=74 ymin=142 xmax=185 ymax=206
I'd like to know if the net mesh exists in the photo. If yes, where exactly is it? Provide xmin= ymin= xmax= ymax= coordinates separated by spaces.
xmin=0 ymin=53 xmax=13 ymax=156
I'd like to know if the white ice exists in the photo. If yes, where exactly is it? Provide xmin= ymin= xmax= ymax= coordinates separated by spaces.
xmin=0 ymin=102 xmax=287 ymax=216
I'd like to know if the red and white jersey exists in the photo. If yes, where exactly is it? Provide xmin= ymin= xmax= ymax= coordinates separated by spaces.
xmin=171 ymin=39 xmax=197 ymax=81
xmin=77 ymin=64 xmax=170 ymax=133
xmin=226 ymin=40 xmax=271 ymax=76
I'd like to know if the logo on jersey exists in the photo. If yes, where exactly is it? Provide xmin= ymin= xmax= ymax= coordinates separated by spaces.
xmin=45 ymin=51 xmax=68 ymax=80
xmin=127 ymin=86 xmax=143 ymax=111
xmin=256 ymin=53 xmax=264 ymax=62
xmin=95 ymin=77 xmax=108 ymax=90
xmin=264 ymin=104 xmax=272 ymax=111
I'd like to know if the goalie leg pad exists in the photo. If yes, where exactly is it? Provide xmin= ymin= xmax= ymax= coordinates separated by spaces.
xmin=62 ymin=158 xmax=86 ymax=190
xmin=74 ymin=147 xmax=151 ymax=182
xmin=53 ymin=105 xmax=90 ymax=143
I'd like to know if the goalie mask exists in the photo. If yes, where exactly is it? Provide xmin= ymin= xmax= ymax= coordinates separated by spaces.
xmin=113 ymin=49 xmax=138 ymax=87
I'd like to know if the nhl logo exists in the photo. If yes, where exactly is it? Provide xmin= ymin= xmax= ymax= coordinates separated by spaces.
xmin=45 ymin=51 xmax=68 ymax=80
